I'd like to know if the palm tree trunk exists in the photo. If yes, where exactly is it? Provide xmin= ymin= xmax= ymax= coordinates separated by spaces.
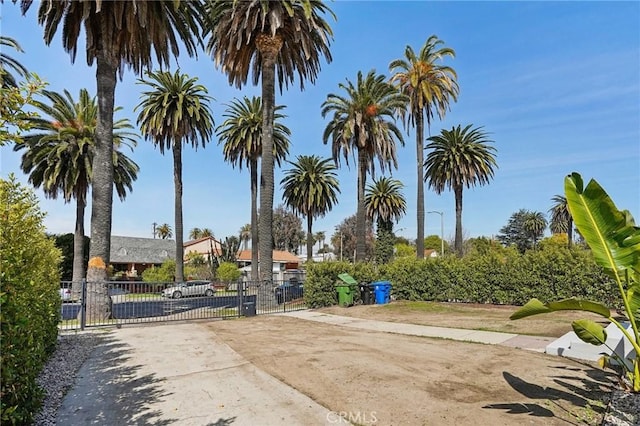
xmin=89 ymin=54 xmax=116 ymax=264
xmin=416 ymin=112 xmax=425 ymax=259
xmin=250 ymin=158 xmax=259 ymax=281
xmin=356 ymin=147 xmax=367 ymax=262
xmin=307 ymin=216 xmax=314 ymax=262
xmin=71 ymin=197 xmax=86 ymax=299
xmin=86 ymin=51 xmax=116 ymax=321
xmin=568 ymin=217 xmax=573 ymax=249
xmin=173 ymin=142 xmax=184 ymax=283
xmin=258 ymin=41 xmax=279 ymax=284
xmin=454 ymin=184 xmax=463 ymax=257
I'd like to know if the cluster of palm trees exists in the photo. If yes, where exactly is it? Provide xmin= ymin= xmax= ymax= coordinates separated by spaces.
xmin=7 ymin=0 xmax=504 ymax=306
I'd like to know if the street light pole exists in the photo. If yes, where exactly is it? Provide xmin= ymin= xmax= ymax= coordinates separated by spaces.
xmin=427 ymin=211 xmax=444 ymax=256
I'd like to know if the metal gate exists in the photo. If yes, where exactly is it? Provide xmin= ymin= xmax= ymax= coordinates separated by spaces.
xmin=59 ymin=279 xmax=307 ymax=330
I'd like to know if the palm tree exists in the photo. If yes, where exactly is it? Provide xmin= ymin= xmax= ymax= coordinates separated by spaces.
xmin=1 ymin=36 xmax=29 ymax=88
xmin=315 ymin=231 xmax=325 ymax=254
xmin=424 ymin=124 xmax=497 ymax=256
xmin=216 ymin=96 xmax=290 ymax=280
xmin=549 ymin=195 xmax=573 ymax=248
xmin=281 ymin=155 xmax=340 ymax=262
xmin=365 ymin=176 xmax=407 ymax=263
xmin=189 ymin=228 xmax=203 ymax=240
xmin=14 ymin=88 xmax=139 ymax=287
xmin=365 ymin=177 xmax=407 ymax=230
xmin=523 ymin=211 xmax=548 ymax=249
xmin=201 ymin=228 xmax=214 ymax=238
xmin=322 ymin=70 xmax=407 ymax=261
xmin=205 ymin=0 xmax=334 ymax=282
xmin=20 ymin=0 xmax=203 ymax=268
xmin=389 ymin=35 xmax=459 ymax=259
xmin=136 ymin=70 xmax=214 ymax=283
xmin=239 ymin=223 xmax=251 ymax=251
xmin=157 ymin=223 xmax=173 ymax=240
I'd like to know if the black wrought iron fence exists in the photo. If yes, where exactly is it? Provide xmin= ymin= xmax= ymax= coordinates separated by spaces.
xmin=59 ymin=278 xmax=307 ymax=330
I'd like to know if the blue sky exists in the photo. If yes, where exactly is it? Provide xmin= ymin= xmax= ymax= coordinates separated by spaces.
xmin=1 ymin=1 xmax=639 ymax=246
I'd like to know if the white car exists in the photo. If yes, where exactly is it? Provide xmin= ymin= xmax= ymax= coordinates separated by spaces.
xmin=162 ymin=281 xmax=216 ymax=299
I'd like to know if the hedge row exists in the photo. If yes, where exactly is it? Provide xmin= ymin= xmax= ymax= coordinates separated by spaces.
xmin=1 ymin=178 xmax=61 ymax=425
xmin=304 ymin=246 xmax=616 ymax=309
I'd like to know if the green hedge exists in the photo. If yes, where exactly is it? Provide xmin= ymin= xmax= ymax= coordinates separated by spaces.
xmin=1 ymin=177 xmax=61 ymax=425
xmin=304 ymin=245 xmax=616 ymax=309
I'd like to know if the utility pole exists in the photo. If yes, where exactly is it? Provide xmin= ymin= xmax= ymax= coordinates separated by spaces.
xmin=152 ymin=222 xmax=157 ymax=239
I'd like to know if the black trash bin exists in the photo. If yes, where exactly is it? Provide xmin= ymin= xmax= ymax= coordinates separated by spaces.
xmin=359 ymin=282 xmax=374 ymax=305
xmin=242 ymin=302 xmax=256 ymax=317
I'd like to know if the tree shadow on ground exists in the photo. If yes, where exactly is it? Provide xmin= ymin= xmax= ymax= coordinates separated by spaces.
xmin=56 ymin=334 xmax=176 ymax=425
xmin=206 ymin=417 xmax=237 ymax=426
xmin=483 ymin=361 xmax=616 ymax=425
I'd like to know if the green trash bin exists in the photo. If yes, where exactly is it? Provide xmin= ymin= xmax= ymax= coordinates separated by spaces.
xmin=336 ymin=284 xmax=354 ymax=307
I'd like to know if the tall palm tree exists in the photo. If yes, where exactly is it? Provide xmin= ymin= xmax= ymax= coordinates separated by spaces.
xmin=365 ymin=176 xmax=407 ymax=263
xmin=14 ymin=88 xmax=139 ymax=287
xmin=523 ymin=210 xmax=548 ymax=249
xmin=424 ymin=124 xmax=497 ymax=256
xmin=549 ymin=195 xmax=573 ymax=248
xmin=157 ymin=223 xmax=173 ymax=240
xmin=136 ymin=70 xmax=214 ymax=283
xmin=389 ymin=35 xmax=459 ymax=259
xmin=1 ymin=36 xmax=29 ymax=88
xmin=205 ymin=0 xmax=334 ymax=282
xmin=322 ymin=70 xmax=407 ymax=261
xmin=239 ymin=223 xmax=251 ymax=251
xmin=281 ymin=155 xmax=340 ymax=262
xmin=20 ymin=0 xmax=203 ymax=268
xmin=201 ymin=228 xmax=213 ymax=238
xmin=315 ymin=231 xmax=325 ymax=253
xmin=365 ymin=177 xmax=407 ymax=231
xmin=216 ymin=96 xmax=290 ymax=280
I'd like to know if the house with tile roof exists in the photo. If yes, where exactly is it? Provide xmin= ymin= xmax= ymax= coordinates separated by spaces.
xmin=183 ymin=236 xmax=223 ymax=261
xmin=236 ymin=249 xmax=303 ymax=282
xmin=109 ymin=236 xmax=175 ymax=278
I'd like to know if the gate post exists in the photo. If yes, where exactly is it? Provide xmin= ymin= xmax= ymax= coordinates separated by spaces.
xmin=237 ymin=279 xmax=244 ymax=318
xmin=80 ymin=278 xmax=87 ymax=330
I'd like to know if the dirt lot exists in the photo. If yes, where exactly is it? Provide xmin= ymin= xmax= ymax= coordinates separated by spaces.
xmin=318 ymin=301 xmax=611 ymax=338
xmin=207 ymin=314 xmax=615 ymax=425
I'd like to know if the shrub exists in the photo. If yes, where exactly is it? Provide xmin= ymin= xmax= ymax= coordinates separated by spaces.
xmin=1 ymin=176 xmax=61 ymax=424
xmin=217 ymin=262 xmax=241 ymax=283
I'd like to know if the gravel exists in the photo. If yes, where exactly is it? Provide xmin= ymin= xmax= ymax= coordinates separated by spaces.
xmin=32 ymin=332 xmax=105 ymax=426
xmin=602 ymin=390 xmax=640 ymax=426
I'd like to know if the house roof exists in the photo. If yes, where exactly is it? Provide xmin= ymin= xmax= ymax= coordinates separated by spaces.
xmin=110 ymin=236 xmax=175 ymax=264
xmin=184 ymin=236 xmax=221 ymax=247
xmin=424 ymin=249 xmax=437 ymax=257
xmin=236 ymin=249 xmax=300 ymax=264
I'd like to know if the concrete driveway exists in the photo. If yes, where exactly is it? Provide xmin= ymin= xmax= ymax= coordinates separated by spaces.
xmin=56 ymin=321 xmax=338 ymax=425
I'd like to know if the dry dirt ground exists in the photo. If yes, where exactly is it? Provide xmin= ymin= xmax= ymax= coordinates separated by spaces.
xmin=318 ymin=301 xmax=611 ymax=338
xmin=207 ymin=313 xmax=616 ymax=426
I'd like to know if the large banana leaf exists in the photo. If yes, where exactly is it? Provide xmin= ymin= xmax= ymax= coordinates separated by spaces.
xmin=572 ymin=319 xmax=607 ymax=345
xmin=564 ymin=173 xmax=640 ymax=282
xmin=510 ymin=297 xmax=611 ymax=320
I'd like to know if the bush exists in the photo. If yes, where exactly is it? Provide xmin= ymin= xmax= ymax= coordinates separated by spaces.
xmin=217 ymin=262 xmax=241 ymax=283
xmin=1 ymin=176 xmax=61 ymax=425
xmin=305 ymin=244 xmax=616 ymax=308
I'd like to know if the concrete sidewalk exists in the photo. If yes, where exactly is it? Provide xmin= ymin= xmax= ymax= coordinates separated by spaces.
xmin=56 ymin=322 xmax=338 ymax=426
xmin=278 ymin=310 xmax=554 ymax=353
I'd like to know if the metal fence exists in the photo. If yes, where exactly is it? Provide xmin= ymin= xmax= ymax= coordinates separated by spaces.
xmin=59 ymin=278 xmax=306 ymax=330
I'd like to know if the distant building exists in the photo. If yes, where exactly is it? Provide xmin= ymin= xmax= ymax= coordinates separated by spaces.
xmin=237 ymin=250 xmax=303 ymax=282
xmin=183 ymin=236 xmax=222 ymax=261
xmin=109 ymin=236 xmax=175 ymax=278
xmin=424 ymin=249 xmax=438 ymax=258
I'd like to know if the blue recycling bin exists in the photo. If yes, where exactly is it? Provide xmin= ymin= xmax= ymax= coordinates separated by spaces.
xmin=373 ymin=281 xmax=391 ymax=304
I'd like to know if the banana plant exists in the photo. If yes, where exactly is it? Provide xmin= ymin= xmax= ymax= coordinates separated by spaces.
xmin=511 ymin=172 xmax=640 ymax=392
